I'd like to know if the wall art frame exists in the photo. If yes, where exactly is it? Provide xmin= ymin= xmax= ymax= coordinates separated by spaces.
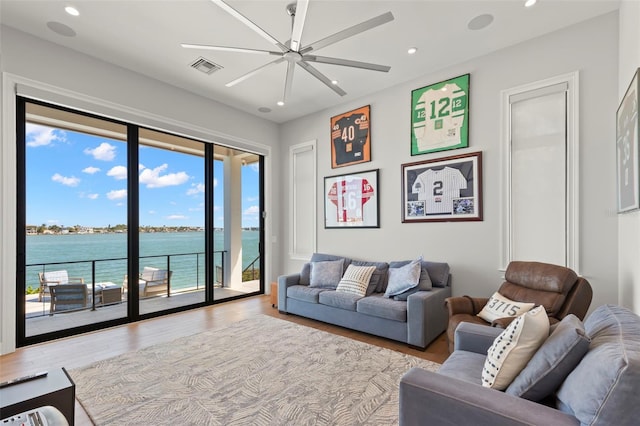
xmin=330 ymin=105 xmax=371 ymax=168
xmin=402 ymin=151 xmax=482 ymax=222
xmin=324 ymin=168 xmax=379 ymax=228
xmin=411 ymin=73 xmax=469 ymax=156
xmin=617 ymin=67 xmax=639 ymax=213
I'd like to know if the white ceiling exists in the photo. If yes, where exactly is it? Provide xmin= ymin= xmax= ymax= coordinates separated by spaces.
xmin=1 ymin=0 xmax=619 ymax=123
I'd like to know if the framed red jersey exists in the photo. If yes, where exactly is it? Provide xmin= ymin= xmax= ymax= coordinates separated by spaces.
xmin=330 ymin=105 xmax=371 ymax=168
xmin=324 ymin=169 xmax=379 ymax=228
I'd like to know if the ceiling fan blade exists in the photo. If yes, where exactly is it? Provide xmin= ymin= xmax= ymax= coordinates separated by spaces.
xmin=303 ymin=55 xmax=390 ymax=72
xmin=298 ymin=61 xmax=346 ymax=96
xmin=283 ymin=61 xmax=296 ymax=102
xmin=181 ymin=43 xmax=283 ymax=56
xmin=289 ymin=0 xmax=309 ymax=52
xmin=211 ymin=0 xmax=289 ymax=52
xmin=300 ymin=11 xmax=394 ymax=54
xmin=226 ymin=58 xmax=286 ymax=87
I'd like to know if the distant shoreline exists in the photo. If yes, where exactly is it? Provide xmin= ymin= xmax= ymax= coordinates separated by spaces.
xmin=26 ymin=227 xmax=260 ymax=236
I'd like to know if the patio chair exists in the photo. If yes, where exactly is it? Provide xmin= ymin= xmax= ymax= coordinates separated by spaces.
xmin=37 ymin=270 xmax=85 ymax=302
xmin=123 ymin=266 xmax=172 ymax=298
xmin=49 ymin=283 xmax=88 ymax=315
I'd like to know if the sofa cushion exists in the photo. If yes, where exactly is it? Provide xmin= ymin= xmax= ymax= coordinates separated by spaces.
xmin=319 ymin=290 xmax=362 ymax=311
xmin=422 ymin=261 xmax=450 ymax=288
xmin=350 ymin=260 xmax=389 ymax=295
xmin=384 ymin=259 xmax=421 ymax=298
xmin=299 ymin=262 xmax=311 ymax=285
xmin=309 ymin=259 xmax=344 ymax=289
xmin=556 ymin=305 xmax=640 ymax=426
xmin=482 ymin=306 xmax=549 ymax=390
xmin=287 ymin=285 xmax=327 ymax=304
xmin=357 ymin=293 xmax=407 ymax=322
xmin=477 ymin=292 xmax=535 ymax=323
xmin=506 ymin=314 xmax=590 ymax=401
xmin=438 ymin=350 xmax=486 ymax=385
xmin=336 ymin=265 xmax=376 ymax=297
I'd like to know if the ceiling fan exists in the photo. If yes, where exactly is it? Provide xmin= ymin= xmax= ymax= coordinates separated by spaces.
xmin=181 ymin=0 xmax=394 ymax=104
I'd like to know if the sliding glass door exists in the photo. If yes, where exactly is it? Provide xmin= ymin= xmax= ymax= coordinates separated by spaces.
xmin=17 ymin=98 xmax=264 ymax=346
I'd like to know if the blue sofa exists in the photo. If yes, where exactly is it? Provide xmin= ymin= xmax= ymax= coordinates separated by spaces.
xmin=399 ymin=304 xmax=640 ymax=425
xmin=278 ymin=253 xmax=451 ymax=349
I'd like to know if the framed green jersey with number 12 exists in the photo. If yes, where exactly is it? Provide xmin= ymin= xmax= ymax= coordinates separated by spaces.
xmin=411 ymin=74 xmax=469 ymax=155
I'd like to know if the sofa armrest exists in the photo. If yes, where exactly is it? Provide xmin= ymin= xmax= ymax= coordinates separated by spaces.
xmin=454 ymin=322 xmax=503 ymax=353
xmin=399 ymin=368 xmax=578 ymax=426
xmin=407 ymin=286 xmax=451 ymax=349
xmin=278 ymin=273 xmax=301 ymax=313
xmin=445 ymin=296 xmax=489 ymax=316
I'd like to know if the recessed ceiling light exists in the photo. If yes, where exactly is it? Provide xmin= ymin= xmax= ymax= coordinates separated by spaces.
xmin=467 ymin=14 xmax=494 ymax=31
xmin=407 ymin=47 xmax=418 ymax=55
xmin=65 ymin=6 xmax=79 ymax=16
xmin=331 ymin=80 xmax=338 ymax=85
xmin=46 ymin=21 xmax=76 ymax=37
xmin=524 ymin=0 xmax=537 ymax=7
xmin=277 ymin=101 xmax=285 ymax=107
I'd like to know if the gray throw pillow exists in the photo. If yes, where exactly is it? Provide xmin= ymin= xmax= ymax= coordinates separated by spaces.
xmin=393 ymin=269 xmax=433 ymax=300
xmin=506 ymin=314 xmax=590 ymax=401
xmin=388 ymin=260 xmax=433 ymax=293
xmin=351 ymin=260 xmax=389 ymax=296
xmin=384 ymin=259 xmax=421 ymax=298
xmin=309 ymin=259 xmax=344 ymax=289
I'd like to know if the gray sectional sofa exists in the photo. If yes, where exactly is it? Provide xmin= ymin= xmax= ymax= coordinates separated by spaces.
xmin=399 ymin=304 xmax=640 ymax=425
xmin=278 ymin=253 xmax=451 ymax=349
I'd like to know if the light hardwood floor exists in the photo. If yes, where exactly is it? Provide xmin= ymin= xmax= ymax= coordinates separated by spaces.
xmin=1 ymin=295 xmax=449 ymax=425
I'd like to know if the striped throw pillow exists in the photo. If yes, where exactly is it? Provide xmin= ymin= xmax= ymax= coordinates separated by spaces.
xmin=336 ymin=265 xmax=376 ymax=297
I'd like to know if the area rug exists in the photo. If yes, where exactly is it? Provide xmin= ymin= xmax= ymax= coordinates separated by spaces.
xmin=70 ymin=315 xmax=440 ymax=425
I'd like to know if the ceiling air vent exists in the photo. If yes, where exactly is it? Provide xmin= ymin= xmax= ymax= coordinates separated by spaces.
xmin=190 ymin=57 xmax=223 ymax=75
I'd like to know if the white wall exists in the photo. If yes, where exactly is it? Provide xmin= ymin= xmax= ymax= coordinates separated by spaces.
xmin=618 ymin=1 xmax=640 ymax=314
xmin=0 ymin=26 xmax=282 ymax=354
xmin=279 ymin=13 xmax=620 ymax=310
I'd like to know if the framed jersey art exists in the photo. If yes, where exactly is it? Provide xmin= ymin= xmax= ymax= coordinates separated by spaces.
xmin=324 ymin=169 xmax=379 ymax=228
xmin=331 ymin=105 xmax=371 ymax=168
xmin=402 ymin=152 xmax=482 ymax=222
xmin=411 ymin=74 xmax=469 ymax=155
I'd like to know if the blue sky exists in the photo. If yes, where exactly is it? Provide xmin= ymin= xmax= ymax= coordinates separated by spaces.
xmin=25 ymin=123 xmax=260 ymax=228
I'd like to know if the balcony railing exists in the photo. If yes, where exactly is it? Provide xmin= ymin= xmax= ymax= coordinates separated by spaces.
xmin=25 ymin=251 xmax=227 ymax=314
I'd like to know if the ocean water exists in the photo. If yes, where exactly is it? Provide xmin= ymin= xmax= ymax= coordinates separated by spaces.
xmin=25 ymin=231 xmax=260 ymax=292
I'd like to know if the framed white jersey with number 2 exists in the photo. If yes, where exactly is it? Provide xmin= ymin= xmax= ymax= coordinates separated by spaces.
xmin=411 ymin=74 xmax=469 ymax=155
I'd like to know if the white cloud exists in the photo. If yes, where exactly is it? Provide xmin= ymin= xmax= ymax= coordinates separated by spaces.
xmin=107 ymin=189 xmax=127 ymax=200
xmin=47 ymin=219 xmax=59 ymax=224
xmin=148 ymin=210 xmax=156 ymax=215
xmin=246 ymin=196 xmax=259 ymax=202
xmin=84 ymin=142 xmax=116 ymax=161
xmin=248 ymin=163 xmax=259 ymax=173
xmin=116 ymin=202 xmax=124 ymax=207
xmin=188 ymin=207 xmax=203 ymax=212
xmin=166 ymin=214 xmax=187 ymax=220
xmin=213 ymin=205 xmax=221 ymax=212
xmin=26 ymin=123 xmax=66 ymax=147
xmin=87 ymin=193 xmax=99 ymax=200
xmin=139 ymin=164 xmax=189 ymax=188
xmin=244 ymin=205 xmax=260 ymax=215
xmin=186 ymin=182 xmax=205 ymax=196
xmin=139 ymin=163 xmax=146 ymax=170
xmin=82 ymin=166 xmax=101 ymax=174
xmin=213 ymin=177 xmax=218 ymax=187
xmin=51 ymin=173 xmax=80 ymax=187
xmin=107 ymin=165 xmax=127 ymax=180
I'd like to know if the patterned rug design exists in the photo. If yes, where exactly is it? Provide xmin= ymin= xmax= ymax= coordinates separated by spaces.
xmin=71 ymin=315 xmax=440 ymax=425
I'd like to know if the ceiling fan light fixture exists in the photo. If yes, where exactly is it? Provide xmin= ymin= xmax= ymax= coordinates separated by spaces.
xmin=331 ymin=80 xmax=338 ymax=85
xmin=407 ymin=47 xmax=417 ymax=55
xmin=65 ymin=6 xmax=79 ymax=16
xmin=524 ymin=0 xmax=537 ymax=7
xmin=277 ymin=101 xmax=285 ymax=106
